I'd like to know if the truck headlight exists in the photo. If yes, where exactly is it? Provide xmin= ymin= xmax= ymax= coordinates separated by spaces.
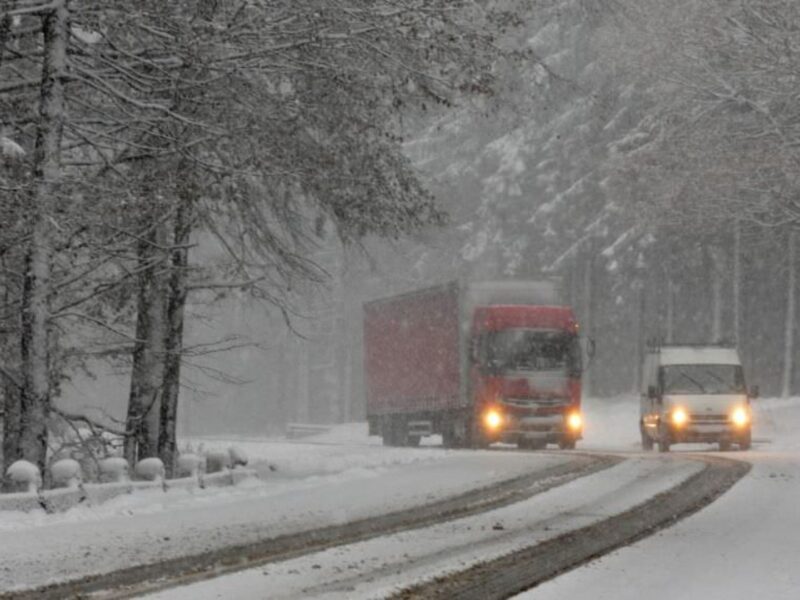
xmin=484 ymin=409 xmax=503 ymax=431
xmin=671 ymin=407 xmax=689 ymax=427
xmin=731 ymin=406 xmax=750 ymax=427
xmin=567 ymin=412 xmax=583 ymax=431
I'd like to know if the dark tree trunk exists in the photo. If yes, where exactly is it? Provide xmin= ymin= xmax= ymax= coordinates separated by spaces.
xmin=18 ymin=0 xmax=68 ymax=470
xmin=158 ymin=192 xmax=195 ymax=477
xmin=124 ymin=221 xmax=168 ymax=464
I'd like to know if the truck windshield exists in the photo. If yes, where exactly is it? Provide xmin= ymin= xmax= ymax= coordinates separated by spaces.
xmin=660 ymin=364 xmax=745 ymax=395
xmin=478 ymin=329 xmax=580 ymax=375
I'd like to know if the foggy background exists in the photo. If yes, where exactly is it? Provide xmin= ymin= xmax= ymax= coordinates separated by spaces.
xmin=55 ymin=0 xmax=800 ymax=435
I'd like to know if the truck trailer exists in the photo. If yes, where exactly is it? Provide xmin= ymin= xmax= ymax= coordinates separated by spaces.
xmin=364 ymin=280 xmax=585 ymax=449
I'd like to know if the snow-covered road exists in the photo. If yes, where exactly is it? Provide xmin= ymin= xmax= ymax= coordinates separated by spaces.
xmin=1 ymin=397 xmax=796 ymax=599
xmin=146 ymin=397 xmax=799 ymax=600
xmin=517 ymin=400 xmax=800 ymax=600
xmin=0 ymin=442 xmax=573 ymax=594
xmin=146 ymin=455 xmax=703 ymax=600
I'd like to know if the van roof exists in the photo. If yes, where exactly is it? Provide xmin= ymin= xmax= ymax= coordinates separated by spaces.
xmin=654 ymin=346 xmax=741 ymax=366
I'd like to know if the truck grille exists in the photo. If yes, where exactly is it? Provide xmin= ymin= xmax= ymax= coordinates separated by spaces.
xmin=503 ymin=397 xmax=566 ymax=408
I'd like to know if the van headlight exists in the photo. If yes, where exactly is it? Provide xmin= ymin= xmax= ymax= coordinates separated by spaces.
xmin=731 ymin=406 xmax=750 ymax=427
xmin=671 ymin=407 xmax=689 ymax=427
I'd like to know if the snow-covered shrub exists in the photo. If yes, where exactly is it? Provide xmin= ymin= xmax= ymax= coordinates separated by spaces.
xmin=134 ymin=458 xmax=165 ymax=481
xmin=98 ymin=457 xmax=130 ymax=483
xmin=228 ymin=446 xmax=249 ymax=468
xmin=5 ymin=460 xmax=42 ymax=493
xmin=50 ymin=459 xmax=82 ymax=489
xmin=205 ymin=451 xmax=231 ymax=473
xmin=176 ymin=453 xmax=204 ymax=478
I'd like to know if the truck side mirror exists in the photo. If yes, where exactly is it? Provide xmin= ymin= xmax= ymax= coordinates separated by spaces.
xmin=750 ymin=385 xmax=759 ymax=399
xmin=647 ymin=385 xmax=658 ymax=400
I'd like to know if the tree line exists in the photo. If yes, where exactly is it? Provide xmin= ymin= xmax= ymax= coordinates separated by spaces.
xmin=1 ymin=0 xmax=514 ymax=476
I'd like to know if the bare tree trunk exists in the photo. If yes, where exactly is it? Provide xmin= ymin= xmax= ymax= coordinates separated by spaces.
xmin=782 ymin=229 xmax=796 ymax=399
xmin=733 ymin=222 xmax=742 ymax=344
xmin=124 ymin=221 xmax=168 ymax=464
xmin=582 ymin=251 xmax=594 ymax=397
xmin=159 ymin=192 xmax=195 ymax=477
xmin=1 ymin=260 xmax=23 ymax=478
xmin=1 ymin=377 xmax=22 ymax=486
xmin=634 ymin=281 xmax=646 ymax=394
xmin=19 ymin=0 xmax=68 ymax=469
xmin=710 ymin=248 xmax=724 ymax=343
xmin=665 ymin=276 xmax=675 ymax=343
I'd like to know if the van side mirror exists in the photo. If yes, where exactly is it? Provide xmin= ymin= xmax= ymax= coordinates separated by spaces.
xmin=647 ymin=385 xmax=658 ymax=400
xmin=750 ymin=385 xmax=759 ymax=399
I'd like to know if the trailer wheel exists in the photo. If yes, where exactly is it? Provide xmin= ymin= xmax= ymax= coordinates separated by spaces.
xmin=382 ymin=423 xmax=397 ymax=446
xmin=382 ymin=417 xmax=406 ymax=447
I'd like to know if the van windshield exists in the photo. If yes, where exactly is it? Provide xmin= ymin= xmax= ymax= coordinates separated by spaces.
xmin=660 ymin=364 xmax=745 ymax=395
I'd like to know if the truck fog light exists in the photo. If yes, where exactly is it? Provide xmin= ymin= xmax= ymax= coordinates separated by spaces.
xmin=567 ymin=412 xmax=582 ymax=431
xmin=671 ymin=407 xmax=689 ymax=427
xmin=731 ymin=407 xmax=749 ymax=427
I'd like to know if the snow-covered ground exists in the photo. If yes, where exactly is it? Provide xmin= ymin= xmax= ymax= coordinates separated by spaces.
xmin=516 ymin=397 xmax=800 ymax=600
xmin=1 ymin=396 xmax=796 ymax=597
xmin=148 ymin=455 xmax=702 ymax=600
xmin=0 ymin=435 xmax=570 ymax=592
xmin=146 ymin=396 xmax=800 ymax=600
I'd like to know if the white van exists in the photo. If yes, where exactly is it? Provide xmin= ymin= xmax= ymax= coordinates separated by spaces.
xmin=640 ymin=344 xmax=756 ymax=452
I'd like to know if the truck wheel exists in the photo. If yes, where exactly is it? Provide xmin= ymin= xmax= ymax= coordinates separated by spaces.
xmin=640 ymin=423 xmax=654 ymax=451
xmin=719 ymin=440 xmax=731 ymax=452
xmin=739 ymin=430 xmax=752 ymax=451
xmin=558 ymin=438 xmax=576 ymax=450
xmin=406 ymin=435 xmax=421 ymax=447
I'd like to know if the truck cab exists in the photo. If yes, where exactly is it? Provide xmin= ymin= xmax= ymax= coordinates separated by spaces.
xmin=640 ymin=345 xmax=755 ymax=452
xmin=470 ymin=306 xmax=584 ymax=449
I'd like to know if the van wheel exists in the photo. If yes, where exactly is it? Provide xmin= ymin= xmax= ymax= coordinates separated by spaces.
xmin=640 ymin=423 xmax=654 ymax=451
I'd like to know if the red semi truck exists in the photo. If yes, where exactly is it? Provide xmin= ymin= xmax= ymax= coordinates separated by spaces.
xmin=364 ymin=280 xmax=585 ymax=449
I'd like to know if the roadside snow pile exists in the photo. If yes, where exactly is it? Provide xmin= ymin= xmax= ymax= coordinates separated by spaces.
xmin=99 ymin=457 xmax=130 ymax=482
xmin=50 ymin=459 xmax=82 ymax=489
xmin=5 ymin=461 xmax=42 ymax=493
xmin=187 ymin=424 xmax=453 ymax=481
xmin=134 ymin=458 xmax=165 ymax=482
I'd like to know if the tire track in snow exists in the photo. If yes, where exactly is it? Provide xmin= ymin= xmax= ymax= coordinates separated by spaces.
xmin=3 ymin=453 xmax=616 ymax=600
xmin=392 ymin=455 xmax=750 ymax=600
